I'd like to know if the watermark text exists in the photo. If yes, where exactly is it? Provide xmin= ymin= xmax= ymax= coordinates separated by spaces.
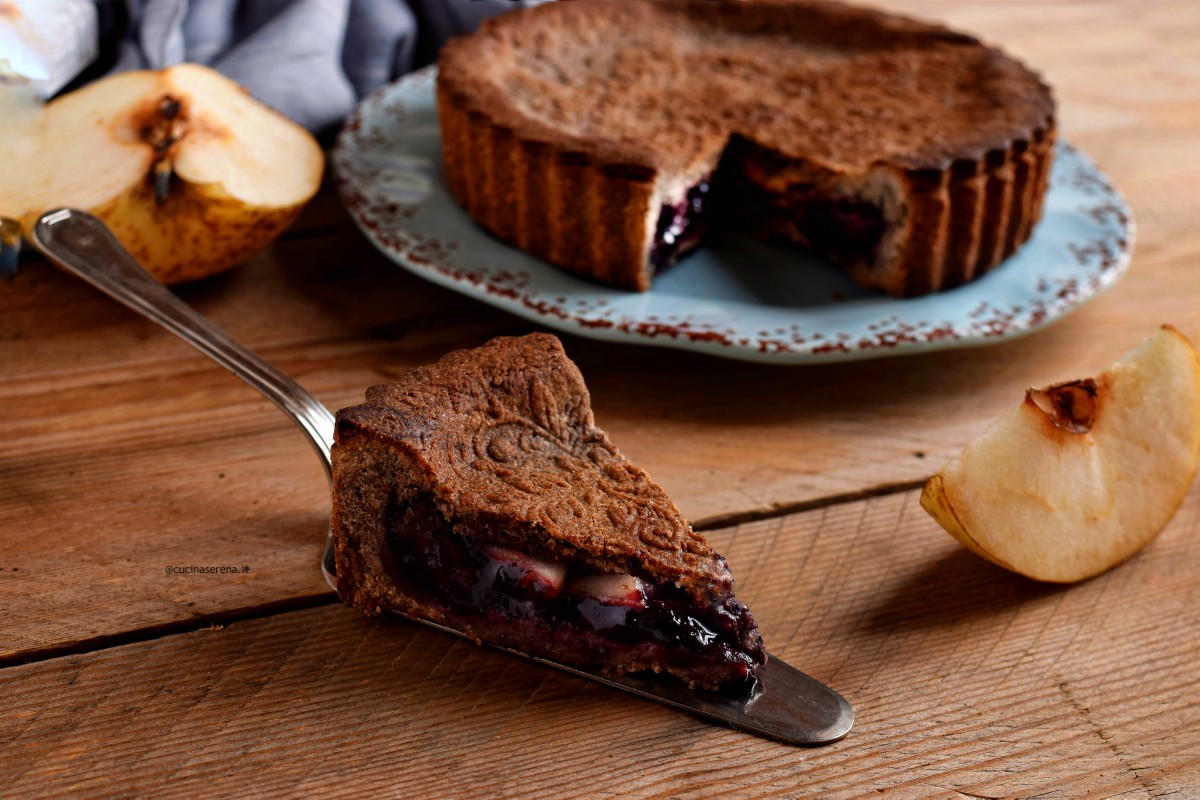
xmin=163 ymin=565 xmax=250 ymax=575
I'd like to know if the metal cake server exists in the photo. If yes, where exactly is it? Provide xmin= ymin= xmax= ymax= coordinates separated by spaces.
xmin=30 ymin=207 xmax=854 ymax=747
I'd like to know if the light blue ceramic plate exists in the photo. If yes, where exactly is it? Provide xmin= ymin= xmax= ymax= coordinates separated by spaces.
xmin=334 ymin=68 xmax=1133 ymax=365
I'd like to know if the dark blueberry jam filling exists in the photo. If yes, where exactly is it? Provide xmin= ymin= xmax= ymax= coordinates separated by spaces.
xmin=731 ymin=178 xmax=888 ymax=269
xmin=383 ymin=498 xmax=762 ymax=680
xmin=649 ymin=178 xmax=711 ymax=270
xmin=649 ymin=164 xmax=888 ymax=275
xmin=796 ymin=194 xmax=887 ymax=267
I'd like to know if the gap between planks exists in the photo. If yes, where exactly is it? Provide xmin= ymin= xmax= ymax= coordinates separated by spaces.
xmin=0 ymin=477 xmax=929 ymax=672
xmin=0 ymin=592 xmax=338 ymax=671
xmin=690 ymin=478 xmax=928 ymax=532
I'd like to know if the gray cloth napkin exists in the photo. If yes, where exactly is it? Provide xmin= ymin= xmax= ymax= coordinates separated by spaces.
xmin=106 ymin=0 xmax=524 ymax=131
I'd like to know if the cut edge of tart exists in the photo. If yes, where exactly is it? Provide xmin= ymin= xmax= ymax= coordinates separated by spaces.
xmin=435 ymin=0 xmax=1056 ymax=296
xmin=332 ymin=333 xmax=767 ymax=690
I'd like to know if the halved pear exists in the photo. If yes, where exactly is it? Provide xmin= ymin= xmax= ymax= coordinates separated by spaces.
xmin=0 ymin=64 xmax=323 ymax=283
xmin=921 ymin=326 xmax=1200 ymax=583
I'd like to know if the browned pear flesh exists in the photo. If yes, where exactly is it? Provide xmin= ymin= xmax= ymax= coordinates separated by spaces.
xmin=0 ymin=64 xmax=324 ymax=283
xmin=921 ymin=326 xmax=1200 ymax=583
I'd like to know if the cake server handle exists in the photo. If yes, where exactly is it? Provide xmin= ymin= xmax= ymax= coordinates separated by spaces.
xmin=28 ymin=208 xmax=336 ymax=482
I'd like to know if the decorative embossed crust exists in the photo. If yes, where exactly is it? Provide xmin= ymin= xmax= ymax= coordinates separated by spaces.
xmin=332 ymin=334 xmax=765 ymax=685
xmin=437 ymin=0 xmax=1056 ymax=296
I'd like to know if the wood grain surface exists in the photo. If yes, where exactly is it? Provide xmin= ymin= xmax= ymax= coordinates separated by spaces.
xmin=5 ymin=485 xmax=1200 ymax=798
xmin=2 ymin=0 xmax=1200 ymax=796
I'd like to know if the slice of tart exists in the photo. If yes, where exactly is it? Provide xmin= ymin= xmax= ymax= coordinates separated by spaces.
xmin=332 ymin=333 xmax=766 ymax=689
xmin=436 ymin=0 xmax=1056 ymax=296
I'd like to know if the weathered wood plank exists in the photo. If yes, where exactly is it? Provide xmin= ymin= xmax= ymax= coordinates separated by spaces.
xmin=3 ymin=0 xmax=1200 ymax=699
xmin=4 ymin=487 xmax=1199 ymax=798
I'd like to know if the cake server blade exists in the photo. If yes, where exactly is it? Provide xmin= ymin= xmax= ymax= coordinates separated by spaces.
xmin=34 ymin=207 xmax=854 ymax=748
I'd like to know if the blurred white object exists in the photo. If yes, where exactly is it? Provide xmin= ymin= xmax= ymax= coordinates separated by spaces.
xmin=0 ymin=0 xmax=97 ymax=95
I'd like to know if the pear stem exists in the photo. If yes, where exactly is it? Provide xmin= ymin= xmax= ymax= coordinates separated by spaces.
xmin=146 ymin=95 xmax=184 ymax=206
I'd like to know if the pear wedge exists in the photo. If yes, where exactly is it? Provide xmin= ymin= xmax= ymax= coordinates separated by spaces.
xmin=921 ymin=326 xmax=1200 ymax=583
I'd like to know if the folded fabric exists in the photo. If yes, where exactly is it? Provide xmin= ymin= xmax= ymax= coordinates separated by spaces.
xmin=0 ymin=0 xmax=98 ymax=95
xmin=105 ymin=0 xmax=526 ymax=131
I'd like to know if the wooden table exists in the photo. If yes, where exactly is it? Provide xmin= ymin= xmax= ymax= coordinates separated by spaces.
xmin=3 ymin=2 xmax=1199 ymax=796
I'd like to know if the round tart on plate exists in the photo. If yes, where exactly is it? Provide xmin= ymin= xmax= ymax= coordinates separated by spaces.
xmin=436 ymin=0 xmax=1055 ymax=296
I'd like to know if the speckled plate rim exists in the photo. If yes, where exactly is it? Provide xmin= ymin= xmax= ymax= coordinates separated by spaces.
xmin=333 ymin=67 xmax=1134 ymax=365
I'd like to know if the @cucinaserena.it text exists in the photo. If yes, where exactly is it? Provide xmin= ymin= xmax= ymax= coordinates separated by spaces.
xmin=163 ymin=565 xmax=250 ymax=575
